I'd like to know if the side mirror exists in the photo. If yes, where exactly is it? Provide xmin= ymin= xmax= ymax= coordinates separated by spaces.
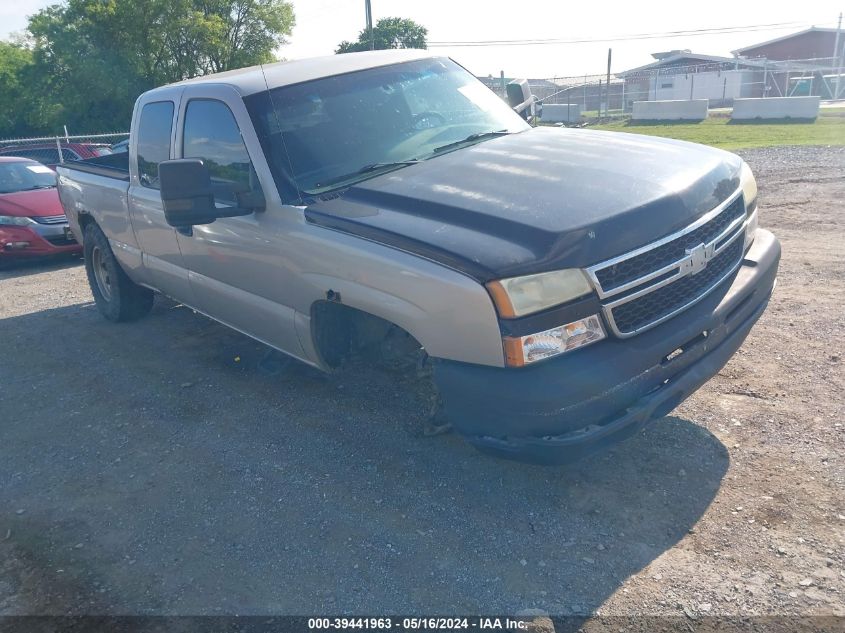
xmin=506 ymin=79 xmax=535 ymax=121
xmin=159 ymin=159 xmax=218 ymax=228
xmin=506 ymin=79 xmax=530 ymax=108
xmin=159 ymin=159 xmax=258 ymax=228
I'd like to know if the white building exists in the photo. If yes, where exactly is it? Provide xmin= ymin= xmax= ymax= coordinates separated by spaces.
xmin=618 ymin=51 xmax=765 ymax=107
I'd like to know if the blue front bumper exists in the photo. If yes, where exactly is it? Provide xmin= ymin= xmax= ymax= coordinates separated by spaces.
xmin=433 ymin=229 xmax=781 ymax=464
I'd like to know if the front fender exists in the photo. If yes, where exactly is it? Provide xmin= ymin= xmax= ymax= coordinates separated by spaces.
xmin=292 ymin=238 xmax=506 ymax=369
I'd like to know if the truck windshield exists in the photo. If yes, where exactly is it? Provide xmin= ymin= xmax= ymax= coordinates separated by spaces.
xmin=245 ymin=57 xmax=529 ymax=203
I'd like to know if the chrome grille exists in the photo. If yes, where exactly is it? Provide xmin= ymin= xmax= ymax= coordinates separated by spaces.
xmin=611 ymin=238 xmax=743 ymax=334
xmin=31 ymin=214 xmax=67 ymax=225
xmin=587 ymin=190 xmax=748 ymax=338
xmin=594 ymin=196 xmax=745 ymax=293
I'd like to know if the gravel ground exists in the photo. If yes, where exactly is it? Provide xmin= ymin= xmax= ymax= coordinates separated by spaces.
xmin=0 ymin=145 xmax=843 ymax=623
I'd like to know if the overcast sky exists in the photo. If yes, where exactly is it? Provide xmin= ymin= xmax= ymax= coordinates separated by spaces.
xmin=2 ymin=0 xmax=842 ymax=78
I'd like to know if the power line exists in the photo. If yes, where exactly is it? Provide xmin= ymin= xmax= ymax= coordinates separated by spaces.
xmin=428 ymin=20 xmax=835 ymax=47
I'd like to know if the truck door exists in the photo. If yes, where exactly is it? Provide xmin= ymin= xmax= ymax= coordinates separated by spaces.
xmin=172 ymin=86 xmax=304 ymax=359
xmin=127 ymin=91 xmax=193 ymax=303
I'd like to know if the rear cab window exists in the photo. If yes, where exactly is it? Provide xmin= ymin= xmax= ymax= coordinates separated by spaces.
xmin=136 ymin=101 xmax=174 ymax=189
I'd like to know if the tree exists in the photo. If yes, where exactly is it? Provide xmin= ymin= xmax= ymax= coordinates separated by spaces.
xmin=4 ymin=0 xmax=295 ymax=136
xmin=0 ymin=41 xmax=37 ymax=137
xmin=336 ymin=17 xmax=427 ymax=54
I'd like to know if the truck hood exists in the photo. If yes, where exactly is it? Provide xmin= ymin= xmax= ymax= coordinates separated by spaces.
xmin=305 ymin=126 xmax=743 ymax=281
xmin=0 ymin=188 xmax=64 ymax=218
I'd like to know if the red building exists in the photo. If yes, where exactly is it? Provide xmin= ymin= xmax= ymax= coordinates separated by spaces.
xmin=733 ymin=27 xmax=844 ymax=61
xmin=733 ymin=27 xmax=845 ymax=99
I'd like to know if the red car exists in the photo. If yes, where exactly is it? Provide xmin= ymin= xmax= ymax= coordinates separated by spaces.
xmin=0 ymin=142 xmax=112 ymax=170
xmin=0 ymin=157 xmax=82 ymax=259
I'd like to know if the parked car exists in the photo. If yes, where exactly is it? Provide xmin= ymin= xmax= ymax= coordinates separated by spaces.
xmin=0 ymin=142 xmax=112 ymax=170
xmin=0 ymin=157 xmax=82 ymax=258
xmin=110 ymin=138 xmax=129 ymax=153
xmin=56 ymin=50 xmax=780 ymax=463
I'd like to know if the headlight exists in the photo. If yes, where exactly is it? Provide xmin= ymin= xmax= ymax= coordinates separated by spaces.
xmin=739 ymin=161 xmax=759 ymax=248
xmin=486 ymin=269 xmax=593 ymax=318
xmin=503 ymin=315 xmax=606 ymax=366
xmin=0 ymin=215 xmax=36 ymax=226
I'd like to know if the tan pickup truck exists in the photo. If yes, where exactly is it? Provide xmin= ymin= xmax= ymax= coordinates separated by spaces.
xmin=56 ymin=50 xmax=780 ymax=463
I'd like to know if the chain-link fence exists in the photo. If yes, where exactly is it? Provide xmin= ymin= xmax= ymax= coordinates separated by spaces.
xmin=483 ymin=55 xmax=844 ymax=119
xmin=0 ymin=132 xmax=129 ymax=169
xmin=529 ymin=74 xmax=624 ymax=116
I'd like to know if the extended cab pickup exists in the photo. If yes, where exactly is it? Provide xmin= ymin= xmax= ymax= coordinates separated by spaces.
xmin=57 ymin=50 xmax=780 ymax=463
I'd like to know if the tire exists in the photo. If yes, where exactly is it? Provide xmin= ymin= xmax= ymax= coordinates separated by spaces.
xmin=83 ymin=223 xmax=154 ymax=322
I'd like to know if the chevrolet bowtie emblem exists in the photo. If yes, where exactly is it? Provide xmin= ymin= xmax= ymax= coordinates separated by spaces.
xmin=685 ymin=243 xmax=709 ymax=275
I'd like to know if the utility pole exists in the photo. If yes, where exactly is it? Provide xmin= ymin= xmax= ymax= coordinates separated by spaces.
xmin=605 ymin=48 xmax=612 ymax=116
xmin=365 ymin=0 xmax=374 ymax=50
xmin=834 ymin=12 xmax=843 ymax=99
xmin=598 ymin=78 xmax=602 ymax=115
xmin=762 ymin=60 xmax=768 ymax=98
xmin=583 ymin=74 xmax=587 ymax=109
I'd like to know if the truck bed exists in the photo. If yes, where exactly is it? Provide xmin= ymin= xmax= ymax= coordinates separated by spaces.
xmin=56 ymin=153 xmax=134 ymax=249
xmin=61 ymin=151 xmax=130 ymax=181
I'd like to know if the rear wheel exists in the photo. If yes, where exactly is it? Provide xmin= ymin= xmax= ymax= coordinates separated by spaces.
xmin=84 ymin=223 xmax=153 ymax=322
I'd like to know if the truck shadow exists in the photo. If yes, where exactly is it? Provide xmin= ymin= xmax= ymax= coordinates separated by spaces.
xmin=0 ymin=299 xmax=729 ymax=616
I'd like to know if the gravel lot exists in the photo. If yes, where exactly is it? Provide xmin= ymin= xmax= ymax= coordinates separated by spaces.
xmin=0 ymin=145 xmax=843 ymax=622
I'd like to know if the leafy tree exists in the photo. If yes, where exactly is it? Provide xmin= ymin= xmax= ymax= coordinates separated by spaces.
xmin=1 ymin=0 xmax=295 ymax=136
xmin=336 ymin=17 xmax=427 ymax=54
xmin=0 ymin=41 xmax=39 ymax=137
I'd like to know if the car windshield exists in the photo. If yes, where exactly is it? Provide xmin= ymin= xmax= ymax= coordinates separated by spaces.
xmin=0 ymin=161 xmax=57 ymax=194
xmin=245 ymin=57 xmax=529 ymax=203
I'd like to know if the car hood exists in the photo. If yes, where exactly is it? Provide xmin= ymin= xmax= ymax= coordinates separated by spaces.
xmin=0 ymin=188 xmax=64 ymax=218
xmin=305 ymin=126 xmax=743 ymax=281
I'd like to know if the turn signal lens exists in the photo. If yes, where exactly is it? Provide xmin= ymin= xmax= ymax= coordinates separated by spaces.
xmin=503 ymin=315 xmax=606 ymax=367
xmin=740 ymin=161 xmax=757 ymax=208
xmin=744 ymin=206 xmax=759 ymax=250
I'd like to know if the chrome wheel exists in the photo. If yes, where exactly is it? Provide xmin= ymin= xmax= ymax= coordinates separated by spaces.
xmin=91 ymin=245 xmax=113 ymax=301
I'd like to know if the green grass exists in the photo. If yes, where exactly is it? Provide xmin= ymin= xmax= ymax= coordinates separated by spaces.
xmin=586 ymin=110 xmax=845 ymax=150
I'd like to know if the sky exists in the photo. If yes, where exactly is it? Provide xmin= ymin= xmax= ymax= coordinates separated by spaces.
xmin=2 ymin=0 xmax=842 ymax=78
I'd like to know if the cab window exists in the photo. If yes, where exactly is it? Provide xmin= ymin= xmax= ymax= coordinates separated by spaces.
xmin=182 ymin=99 xmax=261 ymax=207
xmin=136 ymin=101 xmax=174 ymax=189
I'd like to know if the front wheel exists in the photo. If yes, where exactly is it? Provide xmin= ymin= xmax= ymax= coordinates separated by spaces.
xmin=84 ymin=223 xmax=154 ymax=322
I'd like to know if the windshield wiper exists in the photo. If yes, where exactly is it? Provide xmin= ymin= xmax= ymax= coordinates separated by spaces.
xmin=355 ymin=160 xmax=421 ymax=174
xmin=432 ymin=130 xmax=511 ymax=154
xmin=307 ymin=159 xmax=421 ymax=192
xmin=24 ymin=185 xmax=56 ymax=190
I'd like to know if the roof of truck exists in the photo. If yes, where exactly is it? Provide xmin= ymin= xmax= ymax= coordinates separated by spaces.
xmin=165 ymin=49 xmax=438 ymax=97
